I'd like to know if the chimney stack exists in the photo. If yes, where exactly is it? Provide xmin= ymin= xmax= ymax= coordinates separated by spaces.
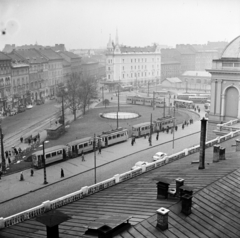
xmin=156 ymin=208 xmax=170 ymax=231
xmin=213 ymin=145 xmax=220 ymax=162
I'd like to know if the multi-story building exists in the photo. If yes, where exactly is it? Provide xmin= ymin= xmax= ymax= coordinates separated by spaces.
xmin=206 ymin=35 xmax=240 ymax=140
xmin=8 ymin=52 xmax=30 ymax=107
xmin=59 ymin=51 xmax=81 ymax=75
xmin=14 ymin=49 xmax=48 ymax=100
xmin=105 ymin=33 xmax=161 ymax=86
xmin=36 ymin=48 xmax=63 ymax=96
xmin=0 ymin=52 xmax=12 ymax=113
xmin=176 ymin=45 xmax=196 ymax=73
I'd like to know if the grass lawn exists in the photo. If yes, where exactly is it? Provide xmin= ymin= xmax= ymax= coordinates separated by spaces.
xmin=45 ymin=103 xmax=193 ymax=149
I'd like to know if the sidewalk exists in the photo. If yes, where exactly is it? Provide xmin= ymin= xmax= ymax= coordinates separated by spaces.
xmin=0 ymin=110 xmax=202 ymax=204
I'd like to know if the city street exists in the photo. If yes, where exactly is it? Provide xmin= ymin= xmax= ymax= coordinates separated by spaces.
xmin=0 ymin=114 xmax=202 ymax=217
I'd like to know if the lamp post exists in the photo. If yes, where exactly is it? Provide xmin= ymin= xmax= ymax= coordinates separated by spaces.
xmin=0 ymin=119 xmax=5 ymax=172
xmin=172 ymin=106 xmax=176 ymax=149
xmin=39 ymin=140 xmax=49 ymax=185
xmin=93 ymin=134 xmax=97 ymax=184
xmin=117 ymin=80 xmax=120 ymax=129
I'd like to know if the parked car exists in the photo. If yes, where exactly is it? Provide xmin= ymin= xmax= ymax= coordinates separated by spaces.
xmin=131 ymin=161 xmax=149 ymax=170
xmin=26 ymin=104 xmax=33 ymax=109
xmin=36 ymin=99 xmax=44 ymax=105
xmin=18 ymin=105 xmax=26 ymax=113
xmin=9 ymin=108 xmax=18 ymax=116
xmin=153 ymin=152 xmax=167 ymax=161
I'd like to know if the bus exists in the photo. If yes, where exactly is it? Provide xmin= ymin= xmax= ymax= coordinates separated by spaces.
xmin=174 ymin=99 xmax=195 ymax=109
xmin=32 ymin=145 xmax=68 ymax=169
xmin=188 ymin=96 xmax=208 ymax=104
xmin=177 ymin=93 xmax=196 ymax=100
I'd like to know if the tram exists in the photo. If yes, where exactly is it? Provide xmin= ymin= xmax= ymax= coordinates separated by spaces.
xmin=126 ymin=96 xmax=165 ymax=108
xmin=174 ymin=99 xmax=195 ymax=109
xmin=32 ymin=145 xmax=68 ymax=169
xmin=132 ymin=116 xmax=174 ymax=137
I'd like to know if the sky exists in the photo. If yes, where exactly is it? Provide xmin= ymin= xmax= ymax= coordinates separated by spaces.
xmin=0 ymin=0 xmax=240 ymax=50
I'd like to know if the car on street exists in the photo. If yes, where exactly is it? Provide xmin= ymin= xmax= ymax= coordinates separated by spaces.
xmin=36 ymin=99 xmax=44 ymax=105
xmin=26 ymin=104 xmax=33 ymax=109
xmin=131 ymin=161 xmax=149 ymax=170
xmin=9 ymin=108 xmax=18 ymax=116
xmin=152 ymin=152 xmax=167 ymax=161
xmin=18 ymin=105 xmax=26 ymax=113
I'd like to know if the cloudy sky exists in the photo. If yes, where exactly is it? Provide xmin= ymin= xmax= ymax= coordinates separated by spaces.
xmin=0 ymin=0 xmax=240 ymax=50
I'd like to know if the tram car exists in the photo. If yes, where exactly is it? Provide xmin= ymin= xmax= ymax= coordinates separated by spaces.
xmin=101 ymin=127 xmax=129 ymax=147
xmin=132 ymin=116 xmax=174 ymax=137
xmin=32 ymin=145 xmax=68 ymax=169
xmin=126 ymin=96 xmax=165 ymax=108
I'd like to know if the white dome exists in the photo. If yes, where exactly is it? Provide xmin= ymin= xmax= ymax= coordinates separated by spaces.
xmin=221 ymin=35 xmax=240 ymax=58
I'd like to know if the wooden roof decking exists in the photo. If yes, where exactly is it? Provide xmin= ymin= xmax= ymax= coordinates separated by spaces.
xmin=1 ymin=137 xmax=240 ymax=237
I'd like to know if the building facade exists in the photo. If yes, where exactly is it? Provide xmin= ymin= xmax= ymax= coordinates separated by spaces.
xmin=207 ymin=35 xmax=240 ymax=140
xmin=181 ymin=71 xmax=211 ymax=92
xmin=106 ymin=33 xmax=161 ymax=86
xmin=0 ymin=52 xmax=12 ymax=113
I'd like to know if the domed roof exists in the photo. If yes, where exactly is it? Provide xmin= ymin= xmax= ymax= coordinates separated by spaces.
xmin=221 ymin=35 xmax=240 ymax=58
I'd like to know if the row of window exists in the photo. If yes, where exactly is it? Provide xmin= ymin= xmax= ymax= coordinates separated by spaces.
xmin=122 ymin=71 xmax=160 ymax=78
xmin=108 ymin=58 xmax=160 ymax=64
xmin=104 ymin=132 xmax=126 ymax=140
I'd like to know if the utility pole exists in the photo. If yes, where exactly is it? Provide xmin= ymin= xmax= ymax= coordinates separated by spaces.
xmin=61 ymin=92 xmax=65 ymax=129
xmin=152 ymin=91 xmax=155 ymax=110
xmin=163 ymin=97 xmax=166 ymax=118
xmin=147 ymin=81 xmax=150 ymax=97
xmin=0 ymin=123 xmax=5 ymax=172
xmin=117 ymin=81 xmax=120 ymax=129
xmin=172 ymin=106 xmax=175 ymax=149
xmin=94 ymin=133 xmax=96 ymax=184
xmin=149 ymin=113 xmax=152 ymax=146
xmin=102 ymin=86 xmax=104 ymax=101
xmin=168 ymin=93 xmax=171 ymax=115
xmin=42 ymin=141 xmax=48 ymax=185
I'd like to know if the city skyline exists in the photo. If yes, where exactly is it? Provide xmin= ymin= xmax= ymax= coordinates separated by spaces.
xmin=0 ymin=0 xmax=240 ymax=50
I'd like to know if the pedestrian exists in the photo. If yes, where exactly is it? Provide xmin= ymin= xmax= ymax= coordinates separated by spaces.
xmin=30 ymin=169 xmax=34 ymax=176
xmin=182 ymin=124 xmax=185 ymax=129
xmin=55 ymin=121 xmax=58 ymax=125
xmin=20 ymin=137 xmax=23 ymax=143
xmin=175 ymin=125 xmax=178 ymax=131
xmin=98 ymin=146 xmax=102 ymax=154
xmin=8 ymin=150 xmax=11 ymax=157
xmin=198 ymin=108 xmax=200 ymax=113
xmin=18 ymin=147 xmax=22 ymax=154
xmin=148 ymin=137 xmax=152 ymax=146
xmin=0 ymin=170 xmax=2 ymax=180
xmin=131 ymin=138 xmax=134 ymax=146
xmin=82 ymin=153 xmax=85 ymax=161
xmin=8 ymin=157 xmax=11 ymax=164
xmin=166 ymin=128 xmax=169 ymax=134
xmin=156 ymin=133 xmax=159 ymax=141
xmin=34 ymin=137 xmax=37 ymax=143
xmin=28 ymin=138 xmax=31 ymax=145
xmin=14 ymin=148 xmax=18 ymax=155
xmin=5 ymin=151 xmax=8 ymax=159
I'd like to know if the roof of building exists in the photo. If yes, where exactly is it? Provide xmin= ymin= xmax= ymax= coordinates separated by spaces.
xmin=176 ymin=45 xmax=196 ymax=55
xmin=60 ymin=51 xmax=80 ymax=59
xmin=221 ymin=35 xmax=240 ymax=58
xmin=15 ymin=49 xmax=48 ymax=64
xmin=1 ymin=135 xmax=240 ymax=237
xmin=0 ymin=52 xmax=11 ymax=61
xmin=165 ymin=77 xmax=182 ymax=83
xmin=120 ymin=45 xmax=158 ymax=53
xmin=37 ymin=48 xmax=62 ymax=61
xmin=46 ymin=44 xmax=66 ymax=52
xmin=182 ymin=71 xmax=211 ymax=77
xmin=161 ymin=61 xmax=180 ymax=65
xmin=11 ymin=63 xmax=29 ymax=68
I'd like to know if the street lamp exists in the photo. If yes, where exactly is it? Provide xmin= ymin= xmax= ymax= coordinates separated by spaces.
xmin=59 ymin=86 xmax=68 ymax=130
xmin=39 ymin=140 xmax=49 ymax=185
xmin=0 ymin=119 xmax=5 ymax=172
xmin=93 ymin=134 xmax=97 ymax=184
xmin=172 ymin=106 xmax=176 ymax=149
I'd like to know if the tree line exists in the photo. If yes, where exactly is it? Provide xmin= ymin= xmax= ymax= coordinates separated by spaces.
xmin=57 ymin=72 xmax=99 ymax=121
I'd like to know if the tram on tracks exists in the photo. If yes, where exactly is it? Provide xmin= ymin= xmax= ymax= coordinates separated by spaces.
xmin=126 ymin=95 xmax=165 ymax=107
xmin=132 ymin=116 xmax=174 ymax=137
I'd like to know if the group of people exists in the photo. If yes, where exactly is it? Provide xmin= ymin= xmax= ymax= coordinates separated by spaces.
xmin=20 ymin=133 xmax=40 ymax=146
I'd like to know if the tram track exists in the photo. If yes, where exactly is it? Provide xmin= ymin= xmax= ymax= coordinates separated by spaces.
xmin=2 ymin=111 xmax=60 ymax=150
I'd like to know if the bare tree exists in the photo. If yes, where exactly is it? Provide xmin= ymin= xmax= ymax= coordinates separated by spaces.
xmin=79 ymin=76 xmax=98 ymax=114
